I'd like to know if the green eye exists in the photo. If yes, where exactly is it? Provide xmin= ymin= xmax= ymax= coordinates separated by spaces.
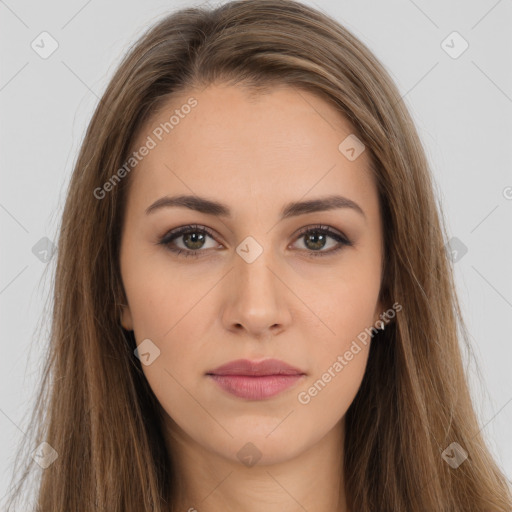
xmin=158 ymin=224 xmax=352 ymax=258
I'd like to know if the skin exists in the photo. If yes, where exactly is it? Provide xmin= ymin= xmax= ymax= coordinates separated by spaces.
xmin=119 ymin=83 xmax=385 ymax=512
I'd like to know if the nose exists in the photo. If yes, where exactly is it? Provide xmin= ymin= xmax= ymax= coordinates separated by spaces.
xmin=220 ymin=244 xmax=292 ymax=339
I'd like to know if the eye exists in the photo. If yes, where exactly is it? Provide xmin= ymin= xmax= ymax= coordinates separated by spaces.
xmin=157 ymin=224 xmax=353 ymax=258
xmin=290 ymin=224 xmax=353 ymax=257
xmin=157 ymin=224 xmax=220 ymax=257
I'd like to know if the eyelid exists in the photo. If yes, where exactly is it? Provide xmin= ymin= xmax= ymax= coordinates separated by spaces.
xmin=158 ymin=224 xmax=220 ymax=248
xmin=158 ymin=223 xmax=353 ymax=257
xmin=292 ymin=224 xmax=351 ymax=244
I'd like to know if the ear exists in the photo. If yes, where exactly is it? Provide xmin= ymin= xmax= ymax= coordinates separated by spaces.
xmin=373 ymin=299 xmax=386 ymax=328
xmin=120 ymin=304 xmax=134 ymax=331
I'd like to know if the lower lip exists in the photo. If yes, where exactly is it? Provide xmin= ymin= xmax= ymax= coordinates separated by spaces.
xmin=208 ymin=374 xmax=304 ymax=400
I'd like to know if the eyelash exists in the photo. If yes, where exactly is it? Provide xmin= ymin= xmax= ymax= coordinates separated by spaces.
xmin=157 ymin=223 xmax=353 ymax=259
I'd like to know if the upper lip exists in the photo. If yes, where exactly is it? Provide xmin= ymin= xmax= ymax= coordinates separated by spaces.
xmin=206 ymin=358 xmax=306 ymax=376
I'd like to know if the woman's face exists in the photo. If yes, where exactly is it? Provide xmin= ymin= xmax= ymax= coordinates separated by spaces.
xmin=119 ymin=83 xmax=384 ymax=465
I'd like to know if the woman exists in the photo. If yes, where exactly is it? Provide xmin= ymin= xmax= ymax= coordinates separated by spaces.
xmin=6 ymin=0 xmax=512 ymax=510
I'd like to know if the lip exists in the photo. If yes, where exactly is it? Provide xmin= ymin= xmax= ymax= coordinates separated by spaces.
xmin=206 ymin=358 xmax=306 ymax=400
xmin=207 ymin=358 xmax=305 ymax=376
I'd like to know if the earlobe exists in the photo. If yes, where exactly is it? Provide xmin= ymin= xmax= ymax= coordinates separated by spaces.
xmin=374 ymin=300 xmax=384 ymax=324
xmin=374 ymin=300 xmax=387 ymax=329
xmin=120 ymin=304 xmax=134 ymax=331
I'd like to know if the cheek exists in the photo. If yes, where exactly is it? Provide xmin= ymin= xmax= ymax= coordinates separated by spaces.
xmin=311 ymin=269 xmax=381 ymax=350
xmin=296 ymin=300 xmax=373 ymax=421
xmin=122 ymin=250 xmax=204 ymax=340
xmin=122 ymin=261 xmax=216 ymax=384
xmin=299 ymin=266 xmax=378 ymax=406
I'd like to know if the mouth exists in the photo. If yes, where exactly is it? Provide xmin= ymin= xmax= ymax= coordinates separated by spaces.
xmin=206 ymin=358 xmax=306 ymax=400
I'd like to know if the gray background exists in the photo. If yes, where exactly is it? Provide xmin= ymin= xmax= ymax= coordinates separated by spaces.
xmin=1 ymin=0 xmax=511 ymax=503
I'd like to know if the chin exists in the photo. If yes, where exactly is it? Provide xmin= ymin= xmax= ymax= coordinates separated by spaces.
xmin=201 ymin=426 xmax=311 ymax=468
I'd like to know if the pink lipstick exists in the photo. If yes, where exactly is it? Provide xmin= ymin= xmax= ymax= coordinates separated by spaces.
xmin=206 ymin=358 xmax=306 ymax=400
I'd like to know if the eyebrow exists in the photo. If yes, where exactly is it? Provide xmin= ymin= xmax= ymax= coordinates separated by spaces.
xmin=145 ymin=194 xmax=366 ymax=220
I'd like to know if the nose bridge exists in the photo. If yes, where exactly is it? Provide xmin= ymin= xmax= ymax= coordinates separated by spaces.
xmin=222 ymin=233 xmax=289 ymax=335
xmin=234 ymin=234 xmax=280 ymax=304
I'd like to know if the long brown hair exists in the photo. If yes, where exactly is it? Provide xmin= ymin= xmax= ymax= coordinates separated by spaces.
xmin=5 ymin=1 xmax=511 ymax=510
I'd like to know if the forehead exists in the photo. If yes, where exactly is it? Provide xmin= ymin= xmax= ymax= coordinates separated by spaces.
xmin=127 ymin=83 xmax=377 ymax=215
